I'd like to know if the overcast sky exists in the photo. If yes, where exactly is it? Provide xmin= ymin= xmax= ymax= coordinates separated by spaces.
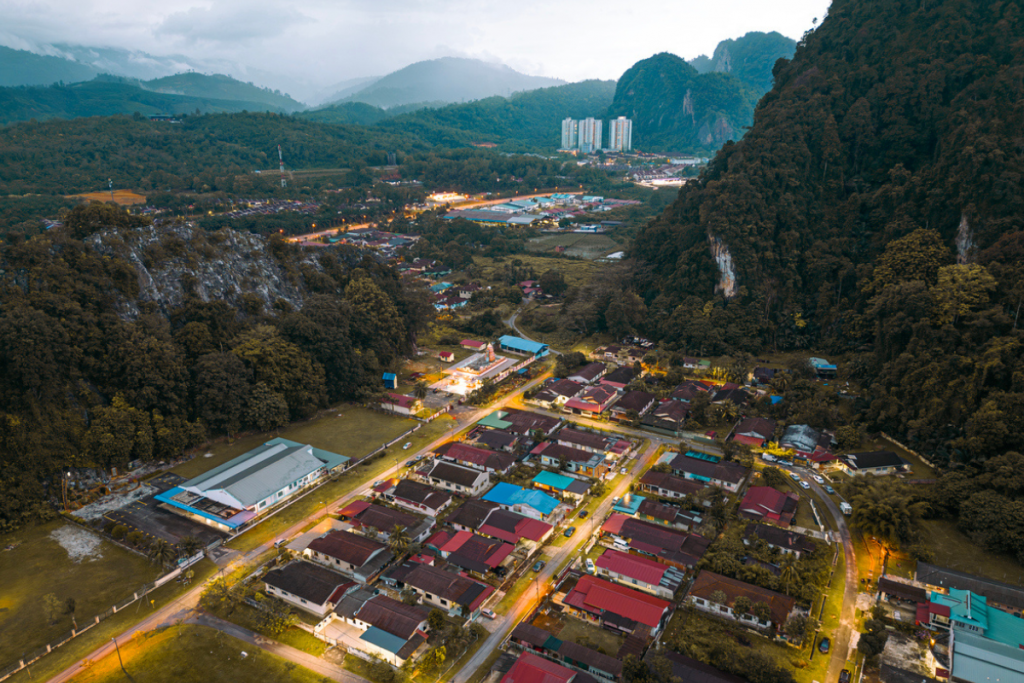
xmin=2 ymin=0 xmax=830 ymax=90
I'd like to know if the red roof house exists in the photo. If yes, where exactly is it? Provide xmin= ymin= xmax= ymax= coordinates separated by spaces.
xmin=738 ymin=486 xmax=799 ymax=527
xmin=563 ymin=574 xmax=672 ymax=634
xmin=501 ymin=652 xmax=576 ymax=683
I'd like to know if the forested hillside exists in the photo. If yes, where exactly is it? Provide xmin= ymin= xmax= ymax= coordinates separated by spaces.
xmin=0 ymin=202 xmax=433 ymax=532
xmin=689 ymin=31 xmax=798 ymax=92
xmin=0 ymin=45 xmax=98 ymax=87
xmin=606 ymin=53 xmax=759 ymax=152
xmin=632 ymin=0 xmax=1024 ymax=473
xmin=142 ymin=73 xmax=306 ymax=112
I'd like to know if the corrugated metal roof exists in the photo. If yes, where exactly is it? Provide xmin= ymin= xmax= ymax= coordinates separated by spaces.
xmin=359 ymin=625 xmax=408 ymax=654
xmin=185 ymin=442 xmax=325 ymax=507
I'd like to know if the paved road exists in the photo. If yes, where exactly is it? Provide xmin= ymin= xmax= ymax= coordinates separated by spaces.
xmin=187 ymin=613 xmax=365 ymax=683
xmin=453 ymin=439 xmax=662 ymax=683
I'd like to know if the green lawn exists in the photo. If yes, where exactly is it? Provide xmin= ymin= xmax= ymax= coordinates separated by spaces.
xmin=174 ymin=406 xmax=421 ymax=479
xmin=7 ymin=559 xmax=217 ymax=683
xmin=0 ymin=519 xmax=162 ymax=667
xmin=204 ymin=600 xmax=326 ymax=656
xmin=545 ymin=615 xmax=623 ymax=656
xmin=525 ymin=233 xmax=622 ymax=260
xmin=919 ymin=519 xmax=1024 ymax=586
xmin=472 ymin=255 xmax=603 ymax=288
xmin=225 ymin=416 xmax=455 ymax=553
xmin=69 ymin=624 xmax=327 ymax=683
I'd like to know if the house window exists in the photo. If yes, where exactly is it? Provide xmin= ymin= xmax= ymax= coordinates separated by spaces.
xmin=301 ymin=599 xmax=307 ymax=604
xmin=440 ymin=599 xmax=448 ymax=606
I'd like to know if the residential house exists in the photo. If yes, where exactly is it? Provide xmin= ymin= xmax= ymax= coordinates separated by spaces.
xmin=447 ymin=499 xmax=500 ymax=532
xmin=600 ymin=513 xmax=710 ymax=570
xmin=778 ymin=425 xmax=834 ymax=460
xmin=422 ymin=461 xmax=492 ymax=497
xmin=461 ymin=340 xmax=486 ymax=351
xmin=501 ymin=651 xmax=578 ymax=683
xmin=670 ymin=380 xmax=710 ymax=403
xmin=382 ymin=561 xmax=495 ymax=618
xmin=687 ymin=571 xmax=796 ymax=630
xmin=532 ymin=379 xmax=585 ymax=410
xmin=468 ymin=428 xmax=520 ymax=453
xmin=304 ymin=530 xmax=395 ymax=583
xmin=533 ymin=443 xmax=609 ymax=479
xmin=738 ymin=487 xmax=799 ymax=527
xmin=594 ymin=549 xmax=685 ymax=599
xmin=916 ymin=562 xmax=1024 ymax=614
xmin=712 ymin=388 xmax=750 ymax=407
xmin=838 ymin=451 xmax=909 ymax=477
xmin=509 ymin=623 xmax=623 ymax=681
xmin=388 ymin=479 xmax=454 ymax=517
xmin=531 ymin=470 xmax=591 ymax=503
xmin=730 ymin=417 xmax=777 ymax=448
xmin=439 ymin=351 xmax=455 ymax=363
xmin=668 ymin=453 xmax=748 ymax=493
xmin=563 ymin=574 xmax=672 ymax=636
xmin=609 ymin=391 xmax=657 ymax=422
xmin=338 ymin=501 xmax=434 ymax=544
xmin=446 ymin=499 xmax=554 ymax=548
xmin=752 ymin=368 xmax=777 ymax=386
xmin=434 ymin=530 xmax=514 ymax=578
xmin=742 ymin=523 xmax=818 ymax=558
xmin=483 ymin=482 xmax=564 ymax=523
xmin=637 ymin=470 xmax=706 ymax=500
xmin=555 ymin=427 xmax=612 ymax=456
xmin=568 ymin=363 xmax=608 ymax=384
xmin=477 ymin=409 xmax=561 ymax=437
xmin=641 ymin=400 xmax=689 ymax=434
xmin=600 ymin=366 xmax=638 ymax=389
xmin=329 ymin=591 xmax=431 ymax=666
xmin=635 ymin=498 xmax=701 ymax=532
xmin=263 ymin=561 xmax=353 ymax=616
xmin=435 ymin=442 xmax=516 ymax=475
xmin=383 ymin=393 xmax=421 ymax=416
xmin=564 ymin=385 xmax=619 ymax=416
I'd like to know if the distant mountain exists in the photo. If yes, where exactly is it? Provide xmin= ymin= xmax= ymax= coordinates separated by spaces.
xmin=0 ymin=77 xmax=298 ymax=126
xmin=606 ymin=53 xmax=759 ymax=152
xmin=317 ymin=76 xmax=383 ymax=106
xmin=298 ymin=101 xmax=390 ymax=126
xmin=689 ymin=31 xmax=797 ymax=93
xmin=142 ymin=73 xmax=305 ymax=112
xmin=0 ymin=45 xmax=99 ymax=87
xmin=47 ymin=43 xmax=201 ymax=81
xmin=337 ymin=57 xmax=565 ymax=109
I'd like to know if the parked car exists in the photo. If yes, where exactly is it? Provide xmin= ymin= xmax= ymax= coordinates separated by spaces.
xmin=812 ymin=474 xmax=824 ymax=484
xmin=839 ymin=670 xmax=851 ymax=683
xmin=564 ymin=527 xmax=576 ymax=537
xmin=824 ymin=485 xmax=836 ymax=495
xmin=481 ymin=608 xmax=496 ymax=619
xmin=762 ymin=453 xmax=777 ymax=462
xmin=789 ymin=472 xmax=801 ymax=481
xmin=403 ymin=442 xmax=412 ymax=450
xmin=578 ymin=510 xmax=589 ymax=519
xmin=533 ymin=561 xmax=545 ymax=572
xmin=585 ymin=559 xmax=595 ymax=573
xmin=620 ymin=467 xmax=628 ymax=475
xmin=800 ymin=480 xmax=811 ymax=490
xmin=405 ymin=460 xmax=416 ymax=467
xmin=819 ymin=637 xmax=830 ymax=654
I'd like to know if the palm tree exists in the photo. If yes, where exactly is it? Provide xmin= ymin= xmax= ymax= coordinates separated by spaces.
xmin=848 ymin=479 xmax=929 ymax=548
xmin=148 ymin=539 xmax=177 ymax=568
xmin=179 ymin=535 xmax=203 ymax=558
xmin=779 ymin=555 xmax=800 ymax=596
xmin=717 ymin=399 xmax=739 ymax=423
xmin=388 ymin=525 xmax=411 ymax=557
xmin=413 ymin=381 xmax=429 ymax=400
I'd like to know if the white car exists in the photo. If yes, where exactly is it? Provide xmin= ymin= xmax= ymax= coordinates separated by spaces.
xmin=789 ymin=471 xmax=801 ymax=481
xmin=812 ymin=475 xmax=824 ymax=484
xmin=800 ymin=480 xmax=811 ymax=490
xmin=620 ymin=467 xmax=628 ymax=475
xmin=481 ymin=608 xmax=496 ymax=619
xmin=402 ymin=442 xmax=412 ymax=450
xmin=585 ymin=558 xmax=595 ymax=573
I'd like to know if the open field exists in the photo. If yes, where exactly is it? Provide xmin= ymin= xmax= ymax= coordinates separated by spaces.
xmin=0 ymin=520 xmax=161 ymax=666
xmin=225 ymin=415 xmax=456 ymax=552
xmin=205 ymin=599 xmax=326 ymax=655
xmin=6 ymin=559 xmax=217 ymax=682
xmin=65 ymin=189 xmax=147 ymax=206
xmin=472 ymin=255 xmax=603 ymax=288
xmin=69 ymin=624 xmax=327 ymax=683
xmin=919 ymin=519 xmax=1024 ymax=586
xmin=525 ymin=233 xmax=623 ymax=260
xmin=532 ymin=612 xmax=624 ymax=655
xmin=173 ymin=406 xmax=422 ymax=480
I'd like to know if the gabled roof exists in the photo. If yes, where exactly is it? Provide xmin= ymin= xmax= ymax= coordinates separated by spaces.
xmin=501 ymin=652 xmax=576 ymax=683
xmin=713 ymin=388 xmax=749 ymax=406
xmin=733 ymin=417 xmax=776 ymax=441
xmin=385 ymin=393 xmax=419 ymax=409
xmin=840 ymin=450 xmax=908 ymax=470
xmin=535 ymin=379 xmax=585 ymax=402
xmin=448 ymin=499 xmax=500 ymax=529
xmin=532 ymin=442 xmax=601 ymax=465
xmin=445 ymin=534 xmax=514 ymax=571
xmin=742 ymin=523 xmax=817 ymax=555
xmin=668 ymin=453 xmax=747 ymax=485
xmin=689 ymin=571 xmax=795 ymax=625
xmin=564 ymin=574 xmax=670 ymax=628
xmin=779 ymin=424 xmax=830 ymax=454
xmin=568 ymin=362 xmax=607 ymax=382
xmin=916 ymin=562 xmax=1024 ymax=610
xmin=595 ymin=549 xmax=668 ymax=585
xmin=307 ymin=530 xmax=388 ymax=566
xmin=647 ymin=651 xmax=748 ymax=683
xmin=396 ymin=562 xmax=494 ymax=608
xmin=613 ymin=390 xmax=657 ymax=412
xmin=436 ymin=442 xmax=516 ymax=472
xmin=479 ymin=509 xmax=553 ymax=543
xmin=739 ymin=487 xmax=798 ymax=522
xmin=639 ymin=470 xmax=706 ymax=496
xmin=499 ymin=335 xmax=549 ymax=355
xmin=353 ymin=504 xmax=422 ymax=534
xmin=264 ymin=561 xmax=353 ymax=605
xmin=425 ymin=461 xmax=489 ymax=487
xmin=470 ymin=429 xmax=519 ymax=451
xmin=356 ymin=595 xmax=430 ymax=639
xmin=484 ymin=483 xmax=560 ymax=515
xmin=556 ymin=427 xmax=609 ymax=451
xmin=393 ymin=479 xmax=453 ymax=510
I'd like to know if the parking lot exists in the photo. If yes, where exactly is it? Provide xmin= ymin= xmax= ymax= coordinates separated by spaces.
xmin=103 ymin=473 xmax=227 ymax=548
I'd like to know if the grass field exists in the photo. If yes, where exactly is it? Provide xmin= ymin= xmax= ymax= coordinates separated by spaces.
xmin=7 ymin=559 xmax=217 ymax=683
xmin=205 ymin=600 xmax=326 ymax=655
xmin=525 ymin=233 xmax=623 ymax=260
xmin=174 ymin=406 xmax=420 ymax=479
xmin=0 ymin=520 xmax=161 ymax=666
xmin=472 ymin=255 xmax=603 ymax=288
xmin=66 ymin=190 xmax=147 ymax=206
xmin=919 ymin=519 xmax=1024 ymax=586
xmin=69 ymin=624 xmax=327 ymax=683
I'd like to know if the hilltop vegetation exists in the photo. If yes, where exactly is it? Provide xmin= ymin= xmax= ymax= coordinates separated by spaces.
xmin=632 ymin=0 xmax=1024 ymax=468
xmin=141 ymin=73 xmax=305 ymax=112
xmin=0 ymin=45 xmax=98 ymax=87
xmin=690 ymin=31 xmax=798 ymax=92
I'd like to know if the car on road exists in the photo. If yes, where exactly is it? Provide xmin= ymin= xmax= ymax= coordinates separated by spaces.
xmin=824 ymin=485 xmax=835 ymax=494
xmin=405 ymin=460 xmax=416 ymax=467
xmin=481 ymin=608 xmax=497 ymax=619
xmin=839 ymin=670 xmax=850 ymax=683
xmin=789 ymin=472 xmax=801 ymax=481
xmin=532 ymin=561 xmax=545 ymax=572
xmin=620 ymin=467 xmax=628 ymax=475
xmin=578 ymin=510 xmax=589 ymax=519
xmin=585 ymin=559 xmax=595 ymax=573
xmin=403 ymin=442 xmax=412 ymax=450
xmin=818 ymin=637 xmax=830 ymax=654
xmin=762 ymin=453 xmax=777 ymax=462
xmin=812 ymin=474 xmax=824 ymax=484
xmin=800 ymin=480 xmax=811 ymax=490
xmin=564 ymin=527 xmax=576 ymax=537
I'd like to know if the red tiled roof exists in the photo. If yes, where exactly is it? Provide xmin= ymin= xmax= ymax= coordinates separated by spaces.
xmin=740 ymin=486 xmax=797 ymax=520
xmin=439 ymin=530 xmax=474 ymax=553
xmin=564 ymin=574 xmax=670 ymax=628
xmin=733 ymin=434 xmax=766 ymax=447
xmin=596 ymin=549 xmax=667 ymax=585
xmin=337 ymin=500 xmax=371 ymax=518
xmin=461 ymin=339 xmax=486 ymax=349
xmin=501 ymin=652 xmax=576 ymax=683
xmin=384 ymin=393 xmax=418 ymax=409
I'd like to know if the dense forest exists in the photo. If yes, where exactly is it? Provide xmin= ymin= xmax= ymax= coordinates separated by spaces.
xmin=630 ymin=0 xmax=1024 ymax=554
xmin=0 ymin=202 xmax=433 ymax=532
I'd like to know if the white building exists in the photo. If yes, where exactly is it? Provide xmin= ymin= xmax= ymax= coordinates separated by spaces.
xmin=608 ymin=117 xmax=633 ymax=152
xmin=560 ymin=118 xmax=578 ymax=150
xmin=578 ymin=118 xmax=603 ymax=153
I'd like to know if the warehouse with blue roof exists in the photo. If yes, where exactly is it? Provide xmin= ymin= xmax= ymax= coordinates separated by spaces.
xmin=498 ymin=335 xmax=549 ymax=359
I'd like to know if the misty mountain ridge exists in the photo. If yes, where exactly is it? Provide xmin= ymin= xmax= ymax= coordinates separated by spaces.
xmin=330 ymin=57 xmax=565 ymax=109
xmin=688 ymin=31 xmax=798 ymax=92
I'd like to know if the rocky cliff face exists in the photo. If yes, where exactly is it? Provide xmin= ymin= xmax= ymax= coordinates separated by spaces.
xmin=88 ymin=221 xmax=315 ymax=319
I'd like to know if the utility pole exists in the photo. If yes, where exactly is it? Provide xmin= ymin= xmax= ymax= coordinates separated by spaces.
xmin=111 ymin=636 xmax=133 ymax=681
xmin=108 ymin=178 xmax=114 ymax=201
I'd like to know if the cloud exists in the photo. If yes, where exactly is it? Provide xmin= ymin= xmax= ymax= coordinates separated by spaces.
xmin=157 ymin=1 xmax=312 ymax=43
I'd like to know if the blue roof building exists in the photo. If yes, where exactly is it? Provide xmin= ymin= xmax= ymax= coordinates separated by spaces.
xmin=531 ymin=471 xmax=591 ymax=499
xmin=382 ymin=372 xmax=398 ymax=389
xmin=484 ymin=482 xmax=562 ymax=521
xmin=612 ymin=493 xmax=646 ymax=515
xmin=498 ymin=335 xmax=549 ymax=359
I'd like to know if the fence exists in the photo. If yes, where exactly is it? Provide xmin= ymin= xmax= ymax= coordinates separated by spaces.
xmin=879 ymin=431 xmax=936 ymax=469
xmin=0 ymin=552 xmax=204 ymax=682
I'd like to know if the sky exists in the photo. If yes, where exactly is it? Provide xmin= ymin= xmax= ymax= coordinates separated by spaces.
xmin=1 ymin=0 xmax=831 ymax=99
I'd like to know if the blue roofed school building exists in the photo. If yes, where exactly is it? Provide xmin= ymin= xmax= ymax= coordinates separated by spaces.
xmin=498 ymin=335 xmax=549 ymax=359
xmin=483 ymin=482 xmax=566 ymax=524
xmin=156 ymin=439 xmax=349 ymax=532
